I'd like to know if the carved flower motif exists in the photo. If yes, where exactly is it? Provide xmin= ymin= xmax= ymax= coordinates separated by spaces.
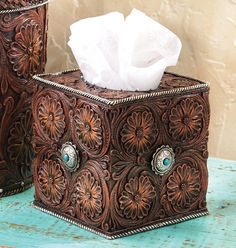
xmin=8 ymin=24 xmax=43 ymax=79
xmin=167 ymin=164 xmax=201 ymax=208
xmin=169 ymin=98 xmax=203 ymax=141
xmin=8 ymin=110 xmax=34 ymax=167
xmin=38 ymin=159 xmax=66 ymax=205
xmin=119 ymin=176 xmax=156 ymax=220
xmin=74 ymin=105 xmax=102 ymax=150
xmin=38 ymin=95 xmax=65 ymax=141
xmin=73 ymin=171 xmax=102 ymax=218
xmin=121 ymin=111 xmax=157 ymax=154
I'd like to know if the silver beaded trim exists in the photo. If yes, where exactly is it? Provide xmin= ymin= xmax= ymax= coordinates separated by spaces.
xmin=0 ymin=0 xmax=49 ymax=14
xmin=32 ymin=202 xmax=209 ymax=239
xmin=33 ymin=69 xmax=209 ymax=106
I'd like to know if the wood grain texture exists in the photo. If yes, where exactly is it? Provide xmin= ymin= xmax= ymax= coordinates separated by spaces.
xmin=0 ymin=157 xmax=235 ymax=247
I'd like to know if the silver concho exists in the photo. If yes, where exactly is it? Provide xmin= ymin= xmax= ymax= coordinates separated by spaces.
xmin=61 ymin=142 xmax=80 ymax=172
xmin=151 ymin=145 xmax=175 ymax=175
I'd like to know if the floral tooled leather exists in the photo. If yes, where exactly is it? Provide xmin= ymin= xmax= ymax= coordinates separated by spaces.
xmin=8 ymin=24 xmax=43 ymax=79
xmin=119 ymin=175 xmax=156 ymax=220
xmin=74 ymin=104 xmax=102 ymax=150
xmin=38 ymin=95 xmax=66 ymax=142
xmin=167 ymin=164 xmax=201 ymax=208
xmin=121 ymin=111 xmax=157 ymax=154
xmin=72 ymin=170 xmax=102 ymax=218
xmin=0 ymin=2 xmax=48 ymax=194
xmin=32 ymin=70 xmax=210 ymax=236
xmin=38 ymin=159 xmax=67 ymax=206
xmin=169 ymin=98 xmax=203 ymax=142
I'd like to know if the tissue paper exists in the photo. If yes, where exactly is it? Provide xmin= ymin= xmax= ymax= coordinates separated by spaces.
xmin=68 ymin=9 xmax=182 ymax=91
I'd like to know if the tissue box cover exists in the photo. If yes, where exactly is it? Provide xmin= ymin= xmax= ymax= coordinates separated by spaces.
xmin=32 ymin=69 xmax=210 ymax=239
xmin=0 ymin=0 xmax=48 ymax=197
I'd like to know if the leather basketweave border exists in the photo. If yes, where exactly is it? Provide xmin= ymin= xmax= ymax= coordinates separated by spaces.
xmin=0 ymin=0 xmax=49 ymax=13
xmin=32 ymin=68 xmax=209 ymax=106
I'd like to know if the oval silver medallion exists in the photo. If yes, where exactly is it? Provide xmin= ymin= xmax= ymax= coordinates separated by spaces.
xmin=151 ymin=145 xmax=175 ymax=175
xmin=61 ymin=142 xmax=80 ymax=172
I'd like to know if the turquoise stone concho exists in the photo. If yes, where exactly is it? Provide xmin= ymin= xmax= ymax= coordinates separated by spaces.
xmin=151 ymin=145 xmax=175 ymax=175
xmin=61 ymin=142 xmax=80 ymax=172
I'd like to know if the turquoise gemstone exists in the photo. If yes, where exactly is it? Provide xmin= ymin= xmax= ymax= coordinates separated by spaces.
xmin=63 ymin=154 xmax=70 ymax=162
xmin=163 ymin=158 xmax=170 ymax=166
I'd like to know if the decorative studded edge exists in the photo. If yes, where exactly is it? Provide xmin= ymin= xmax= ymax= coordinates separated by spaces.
xmin=0 ymin=182 xmax=32 ymax=198
xmin=32 ymin=68 xmax=210 ymax=106
xmin=32 ymin=201 xmax=209 ymax=239
xmin=0 ymin=0 xmax=49 ymax=14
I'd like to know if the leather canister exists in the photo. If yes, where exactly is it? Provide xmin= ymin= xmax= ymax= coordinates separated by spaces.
xmin=0 ymin=0 xmax=48 ymax=196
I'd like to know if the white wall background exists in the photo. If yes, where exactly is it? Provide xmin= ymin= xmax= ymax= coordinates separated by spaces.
xmin=46 ymin=0 xmax=236 ymax=160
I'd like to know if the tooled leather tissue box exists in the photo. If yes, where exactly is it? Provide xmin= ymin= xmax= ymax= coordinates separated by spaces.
xmin=31 ymin=68 xmax=210 ymax=239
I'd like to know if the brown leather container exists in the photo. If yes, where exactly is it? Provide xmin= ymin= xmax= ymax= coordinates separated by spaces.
xmin=32 ymin=69 xmax=210 ymax=239
xmin=0 ymin=0 xmax=48 ymax=196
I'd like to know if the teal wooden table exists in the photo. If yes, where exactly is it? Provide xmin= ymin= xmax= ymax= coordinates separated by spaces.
xmin=0 ymin=157 xmax=235 ymax=248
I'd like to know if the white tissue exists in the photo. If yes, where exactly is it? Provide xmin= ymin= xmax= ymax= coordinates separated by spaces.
xmin=68 ymin=9 xmax=182 ymax=91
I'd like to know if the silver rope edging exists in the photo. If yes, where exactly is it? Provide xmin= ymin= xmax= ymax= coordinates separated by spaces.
xmin=0 ymin=0 xmax=49 ymax=14
xmin=32 ymin=201 xmax=209 ymax=239
xmin=33 ymin=68 xmax=209 ymax=106
xmin=0 ymin=183 xmax=33 ymax=198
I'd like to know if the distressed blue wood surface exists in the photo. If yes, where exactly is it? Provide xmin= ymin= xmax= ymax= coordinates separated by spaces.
xmin=0 ymin=157 xmax=235 ymax=248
